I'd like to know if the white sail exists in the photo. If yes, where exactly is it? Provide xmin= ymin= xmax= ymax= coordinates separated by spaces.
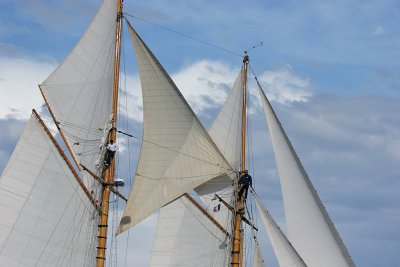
xmin=0 ymin=114 xmax=98 ymax=266
xmin=258 ymin=86 xmax=355 ymax=267
xmin=196 ymin=69 xmax=244 ymax=226
xmin=150 ymin=196 xmax=229 ymax=267
xmin=149 ymin=71 xmax=244 ymax=266
xmin=208 ymin=70 xmax=243 ymax=170
xmin=118 ymin=24 xmax=231 ymax=232
xmin=253 ymin=242 xmax=267 ymax=267
xmin=255 ymin=195 xmax=306 ymax=267
xmin=40 ymin=0 xmax=118 ymax=188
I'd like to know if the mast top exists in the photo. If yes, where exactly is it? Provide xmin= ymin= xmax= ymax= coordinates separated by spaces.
xmin=243 ymin=52 xmax=249 ymax=63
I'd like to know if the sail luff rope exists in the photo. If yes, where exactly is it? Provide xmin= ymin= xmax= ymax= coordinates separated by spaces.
xmin=124 ymin=13 xmax=243 ymax=57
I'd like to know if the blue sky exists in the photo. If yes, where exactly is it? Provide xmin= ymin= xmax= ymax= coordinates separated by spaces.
xmin=0 ymin=0 xmax=399 ymax=266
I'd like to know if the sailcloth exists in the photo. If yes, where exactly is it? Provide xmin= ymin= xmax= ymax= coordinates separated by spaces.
xmin=258 ymin=86 xmax=355 ymax=266
xmin=150 ymin=196 xmax=229 ymax=267
xmin=0 ymin=113 xmax=98 ymax=266
xmin=148 ymin=69 xmax=245 ymax=266
xmin=40 ymin=0 xmax=118 ymax=189
xmin=118 ymin=24 xmax=231 ymax=232
xmin=196 ymin=68 xmax=244 ymax=227
xmin=255 ymin=195 xmax=306 ymax=267
xmin=253 ymin=242 xmax=267 ymax=267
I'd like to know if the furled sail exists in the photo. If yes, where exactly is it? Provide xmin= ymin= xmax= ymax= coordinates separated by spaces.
xmin=39 ymin=0 xmax=118 ymax=188
xmin=258 ymin=86 xmax=355 ymax=266
xmin=118 ymin=24 xmax=231 ymax=232
xmin=255 ymin=195 xmax=306 ymax=267
xmin=253 ymin=242 xmax=267 ymax=267
xmin=0 ymin=113 xmax=98 ymax=266
xmin=149 ymin=196 xmax=230 ymax=266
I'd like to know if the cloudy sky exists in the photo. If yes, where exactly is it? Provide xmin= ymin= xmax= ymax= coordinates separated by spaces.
xmin=0 ymin=0 xmax=399 ymax=266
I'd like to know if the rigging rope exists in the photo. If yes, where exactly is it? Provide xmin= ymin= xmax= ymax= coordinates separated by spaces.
xmin=123 ymin=13 xmax=243 ymax=57
xmin=121 ymin=133 xmax=234 ymax=172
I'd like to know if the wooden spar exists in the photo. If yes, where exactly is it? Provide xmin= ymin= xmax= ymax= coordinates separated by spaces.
xmin=183 ymin=193 xmax=230 ymax=236
xmin=38 ymin=85 xmax=81 ymax=171
xmin=231 ymin=53 xmax=249 ymax=266
xmin=32 ymin=109 xmax=98 ymax=209
xmin=96 ymin=0 xmax=123 ymax=266
xmin=80 ymin=164 xmax=128 ymax=202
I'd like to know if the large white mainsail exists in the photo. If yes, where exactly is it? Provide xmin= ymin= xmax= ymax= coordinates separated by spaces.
xmin=0 ymin=113 xmax=98 ymax=266
xmin=118 ymin=24 xmax=232 ymax=232
xmin=255 ymin=195 xmax=307 ymax=267
xmin=258 ymin=86 xmax=355 ymax=266
xmin=39 ymin=0 xmax=118 ymax=190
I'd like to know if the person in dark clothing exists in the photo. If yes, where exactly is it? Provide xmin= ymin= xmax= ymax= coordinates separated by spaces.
xmin=238 ymin=170 xmax=252 ymax=200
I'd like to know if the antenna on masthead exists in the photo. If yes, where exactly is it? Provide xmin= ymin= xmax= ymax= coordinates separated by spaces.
xmin=244 ymin=41 xmax=263 ymax=54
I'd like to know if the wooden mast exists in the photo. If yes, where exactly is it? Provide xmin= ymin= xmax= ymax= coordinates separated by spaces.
xmin=96 ymin=0 xmax=123 ymax=266
xmin=231 ymin=53 xmax=249 ymax=266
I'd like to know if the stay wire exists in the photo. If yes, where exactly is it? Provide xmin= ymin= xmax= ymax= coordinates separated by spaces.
xmin=124 ymin=13 xmax=243 ymax=58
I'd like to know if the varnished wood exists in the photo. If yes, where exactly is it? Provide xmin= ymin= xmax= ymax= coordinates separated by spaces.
xmin=231 ymin=54 xmax=249 ymax=267
xmin=96 ymin=1 xmax=123 ymax=266
xmin=183 ymin=193 xmax=229 ymax=236
xmin=80 ymin=164 xmax=127 ymax=202
xmin=38 ymin=85 xmax=81 ymax=171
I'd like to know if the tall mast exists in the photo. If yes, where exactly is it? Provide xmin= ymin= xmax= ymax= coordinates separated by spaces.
xmin=231 ymin=53 xmax=249 ymax=266
xmin=96 ymin=0 xmax=123 ymax=266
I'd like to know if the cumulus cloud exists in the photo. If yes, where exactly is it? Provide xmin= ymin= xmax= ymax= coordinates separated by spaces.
xmin=170 ymin=60 xmax=239 ymax=116
xmin=256 ymin=65 xmax=313 ymax=104
xmin=0 ymin=56 xmax=55 ymax=119
xmin=122 ymin=60 xmax=313 ymax=125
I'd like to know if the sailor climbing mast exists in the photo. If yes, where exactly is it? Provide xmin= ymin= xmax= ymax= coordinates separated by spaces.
xmin=96 ymin=0 xmax=124 ymax=266
xmin=231 ymin=52 xmax=249 ymax=266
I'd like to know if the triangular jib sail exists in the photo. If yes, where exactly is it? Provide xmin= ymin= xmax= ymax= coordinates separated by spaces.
xmin=258 ymin=85 xmax=355 ymax=267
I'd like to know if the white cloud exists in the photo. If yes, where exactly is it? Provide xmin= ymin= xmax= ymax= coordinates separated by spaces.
xmin=0 ymin=56 xmax=55 ymax=119
xmin=172 ymin=60 xmax=239 ymax=114
xmin=123 ymin=60 xmax=313 ymax=124
xmin=256 ymin=65 xmax=313 ymax=104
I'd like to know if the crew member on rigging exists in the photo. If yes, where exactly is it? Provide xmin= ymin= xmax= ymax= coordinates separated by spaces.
xmin=104 ymin=139 xmax=118 ymax=166
xmin=238 ymin=170 xmax=252 ymax=201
